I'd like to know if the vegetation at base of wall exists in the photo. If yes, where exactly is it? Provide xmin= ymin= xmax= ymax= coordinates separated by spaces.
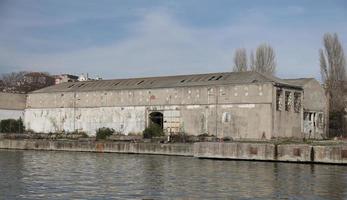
xmin=197 ymin=133 xmax=215 ymax=137
xmin=169 ymin=133 xmax=190 ymax=143
xmin=96 ymin=127 xmax=114 ymax=140
xmin=143 ymin=124 xmax=164 ymax=139
xmin=67 ymin=130 xmax=89 ymax=138
xmin=0 ymin=118 xmax=25 ymax=133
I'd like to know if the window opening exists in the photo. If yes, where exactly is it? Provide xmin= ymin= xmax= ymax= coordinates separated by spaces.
xmin=294 ymin=92 xmax=301 ymax=113
xmin=285 ymin=91 xmax=292 ymax=111
xmin=276 ymin=89 xmax=283 ymax=111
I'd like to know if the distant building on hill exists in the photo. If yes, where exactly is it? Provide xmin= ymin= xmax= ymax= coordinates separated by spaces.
xmin=54 ymin=74 xmax=79 ymax=85
xmin=78 ymin=73 xmax=92 ymax=81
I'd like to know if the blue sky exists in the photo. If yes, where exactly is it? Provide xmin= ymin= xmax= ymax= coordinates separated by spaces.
xmin=0 ymin=0 xmax=346 ymax=80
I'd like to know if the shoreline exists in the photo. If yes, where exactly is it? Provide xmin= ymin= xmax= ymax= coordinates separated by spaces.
xmin=0 ymin=139 xmax=346 ymax=165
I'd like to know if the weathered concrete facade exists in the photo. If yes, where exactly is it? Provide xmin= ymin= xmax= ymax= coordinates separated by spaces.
xmin=0 ymin=92 xmax=26 ymax=120
xmin=24 ymin=72 xmax=304 ymax=139
xmin=285 ymin=78 xmax=327 ymax=139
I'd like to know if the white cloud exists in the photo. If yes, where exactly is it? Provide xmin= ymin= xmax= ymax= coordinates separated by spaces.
xmin=0 ymin=9 xmax=236 ymax=78
xmin=0 ymin=7 xmax=346 ymax=80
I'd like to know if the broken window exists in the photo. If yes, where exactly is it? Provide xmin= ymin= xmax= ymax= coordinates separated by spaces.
xmin=285 ymin=91 xmax=292 ymax=111
xmin=304 ymin=112 xmax=309 ymax=120
xmin=276 ymin=89 xmax=283 ymax=111
xmin=317 ymin=113 xmax=324 ymax=128
xmin=294 ymin=92 xmax=301 ymax=113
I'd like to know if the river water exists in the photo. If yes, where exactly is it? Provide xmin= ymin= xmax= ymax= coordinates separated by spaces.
xmin=0 ymin=150 xmax=347 ymax=200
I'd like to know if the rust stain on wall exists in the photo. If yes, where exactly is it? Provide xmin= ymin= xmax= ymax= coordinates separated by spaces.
xmin=250 ymin=147 xmax=258 ymax=155
xmin=96 ymin=143 xmax=104 ymax=152
xmin=293 ymin=148 xmax=301 ymax=157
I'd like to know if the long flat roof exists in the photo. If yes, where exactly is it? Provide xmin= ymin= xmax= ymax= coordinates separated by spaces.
xmin=31 ymin=71 xmax=302 ymax=93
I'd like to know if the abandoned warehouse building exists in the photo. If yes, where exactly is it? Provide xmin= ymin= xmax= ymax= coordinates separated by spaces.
xmin=23 ymin=71 xmax=327 ymax=139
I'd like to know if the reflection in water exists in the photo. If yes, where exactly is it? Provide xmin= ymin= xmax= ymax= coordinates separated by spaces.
xmin=0 ymin=150 xmax=347 ymax=199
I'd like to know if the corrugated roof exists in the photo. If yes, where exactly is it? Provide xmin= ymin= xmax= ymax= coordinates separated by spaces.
xmin=284 ymin=78 xmax=316 ymax=86
xmin=30 ymin=71 xmax=302 ymax=93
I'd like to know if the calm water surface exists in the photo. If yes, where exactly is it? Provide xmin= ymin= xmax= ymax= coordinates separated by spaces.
xmin=0 ymin=150 xmax=347 ymax=200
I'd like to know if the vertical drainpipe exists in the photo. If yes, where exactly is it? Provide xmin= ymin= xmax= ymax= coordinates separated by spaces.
xmin=301 ymin=89 xmax=304 ymax=138
xmin=272 ymin=84 xmax=276 ymax=138
xmin=215 ymin=86 xmax=218 ymax=137
xmin=206 ymin=88 xmax=210 ymax=135
xmin=73 ymin=92 xmax=76 ymax=132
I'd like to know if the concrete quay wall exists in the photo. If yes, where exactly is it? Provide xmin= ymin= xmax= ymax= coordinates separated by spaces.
xmin=277 ymin=144 xmax=313 ymax=162
xmin=1 ymin=139 xmax=347 ymax=164
xmin=0 ymin=139 xmax=193 ymax=156
xmin=313 ymin=145 xmax=347 ymax=164
xmin=193 ymin=142 xmax=276 ymax=160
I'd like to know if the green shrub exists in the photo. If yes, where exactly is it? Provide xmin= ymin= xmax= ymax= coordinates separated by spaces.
xmin=143 ymin=124 xmax=164 ymax=139
xmin=96 ymin=127 xmax=114 ymax=140
xmin=0 ymin=118 xmax=25 ymax=133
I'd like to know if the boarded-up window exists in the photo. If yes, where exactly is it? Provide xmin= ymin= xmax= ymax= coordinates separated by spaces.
xmin=222 ymin=112 xmax=231 ymax=123
xmin=294 ymin=92 xmax=301 ymax=113
xmin=276 ymin=89 xmax=283 ymax=111
xmin=285 ymin=91 xmax=292 ymax=111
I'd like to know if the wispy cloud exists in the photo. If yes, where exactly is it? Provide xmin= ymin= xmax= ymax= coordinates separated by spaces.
xmin=0 ymin=1 xmax=346 ymax=80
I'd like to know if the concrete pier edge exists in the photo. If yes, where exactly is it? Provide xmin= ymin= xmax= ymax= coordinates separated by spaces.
xmin=0 ymin=139 xmax=346 ymax=165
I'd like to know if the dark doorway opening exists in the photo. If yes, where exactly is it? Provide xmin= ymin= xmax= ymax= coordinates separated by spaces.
xmin=149 ymin=112 xmax=163 ymax=129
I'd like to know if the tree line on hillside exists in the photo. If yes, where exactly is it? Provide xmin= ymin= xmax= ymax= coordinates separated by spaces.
xmin=0 ymin=71 xmax=54 ymax=93
xmin=232 ymin=33 xmax=346 ymax=137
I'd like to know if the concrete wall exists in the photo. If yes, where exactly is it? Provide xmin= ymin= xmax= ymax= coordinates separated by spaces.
xmin=0 ymin=139 xmax=193 ymax=156
xmin=25 ymin=83 xmax=302 ymax=139
xmin=193 ymin=142 xmax=276 ymax=160
xmin=277 ymin=144 xmax=312 ymax=162
xmin=24 ymin=107 xmax=146 ymax=134
xmin=313 ymin=145 xmax=347 ymax=164
xmin=302 ymin=79 xmax=327 ymax=112
xmin=301 ymin=80 xmax=327 ymax=139
xmin=273 ymin=87 xmax=303 ymax=138
xmin=0 ymin=109 xmax=24 ymax=121
xmin=0 ymin=92 xmax=26 ymax=120
xmin=1 ymin=139 xmax=346 ymax=164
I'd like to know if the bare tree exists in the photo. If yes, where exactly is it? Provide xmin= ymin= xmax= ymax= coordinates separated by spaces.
xmin=233 ymin=48 xmax=248 ymax=72
xmin=320 ymin=33 xmax=347 ymax=136
xmin=252 ymin=44 xmax=276 ymax=75
xmin=249 ymin=51 xmax=255 ymax=71
xmin=1 ymin=71 xmax=27 ymax=88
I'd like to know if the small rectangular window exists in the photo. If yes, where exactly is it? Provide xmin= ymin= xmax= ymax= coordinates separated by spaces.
xmin=285 ymin=91 xmax=292 ymax=111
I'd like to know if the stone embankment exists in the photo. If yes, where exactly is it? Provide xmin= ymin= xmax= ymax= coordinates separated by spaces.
xmin=0 ymin=139 xmax=346 ymax=164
